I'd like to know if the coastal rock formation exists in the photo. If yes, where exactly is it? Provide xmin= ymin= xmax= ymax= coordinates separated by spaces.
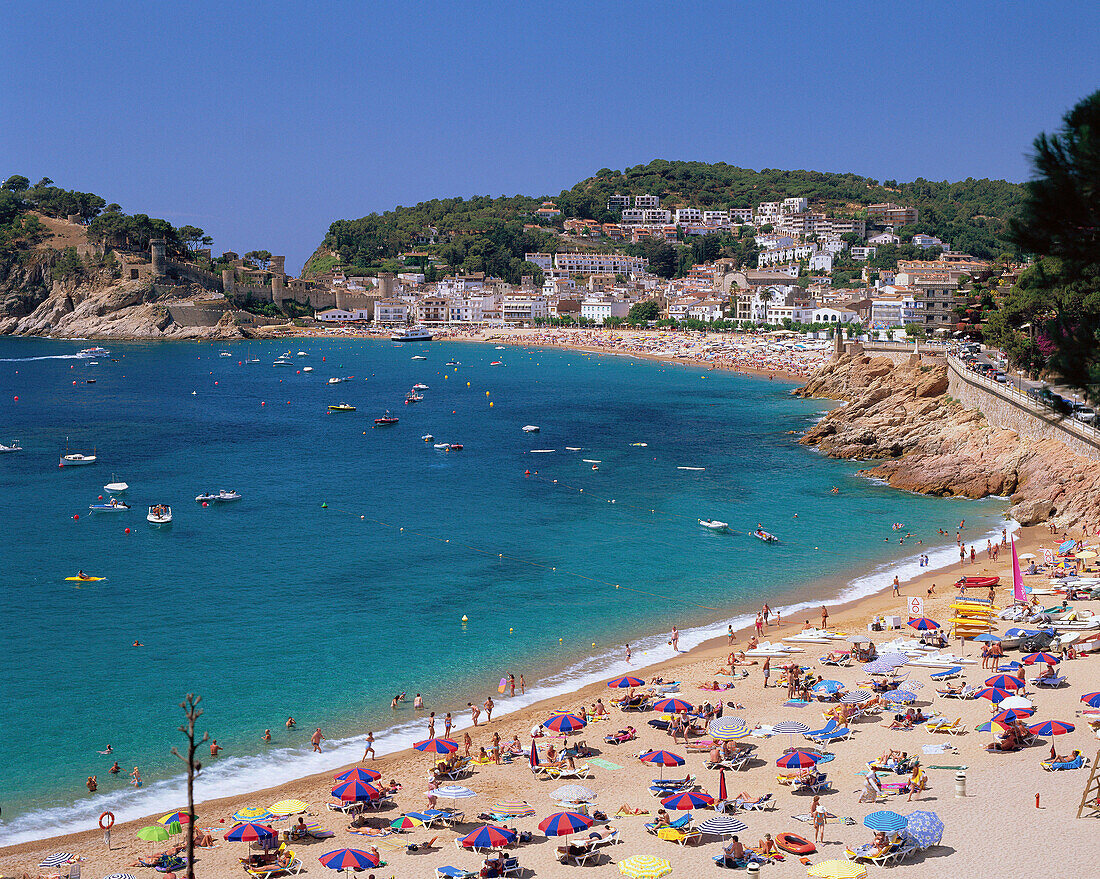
xmin=797 ymin=354 xmax=1100 ymax=528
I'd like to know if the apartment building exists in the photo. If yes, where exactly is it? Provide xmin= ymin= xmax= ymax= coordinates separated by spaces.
xmin=621 ymin=208 xmax=645 ymax=225
xmin=607 ymin=194 xmax=632 ymax=212
xmin=674 ymin=207 xmax=703 ymax=225
xmin=634 ymin=194 xmax=661 ymax=209
xmin=729 ymin=207 xmax=754 ymax=224
xmin=867 ymin=203 xmax=919 ymax=226
xmin=912 ymin=275 xmax=959 ymax=331
xmin=782 ymin=197 xmax=809 ymax=213
xmin=502 ymin=294 xmax=548 ymax=323
xmin=643 ymin=208 xmax=672 ymax=224
xmin=553 ymin=252 xmax=649 ymax=276
xmin=758 ymin=242 xmax=817 ymax=267
xmin=851 ymin=246 xmax=877 ymax=261
xmin=912 ymin=234 xmax=948 ymax=249
xmin=523 ymin=253 xmax=554 ymax=272
xmin=703 ymin=210 xmax=730 ymax=226
xmin=374 ymin=299 xmax=409 ymax=325
xmin=580 ymin=297 xmax=629 ymax=324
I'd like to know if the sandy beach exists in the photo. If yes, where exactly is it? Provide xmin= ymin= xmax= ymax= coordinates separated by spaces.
xmin=5 ymin=522 xmax=1098 ymax=878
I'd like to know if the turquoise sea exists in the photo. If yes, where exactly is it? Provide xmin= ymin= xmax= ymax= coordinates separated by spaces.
xmin=0 ymin=336 xmax=1007 ymax=842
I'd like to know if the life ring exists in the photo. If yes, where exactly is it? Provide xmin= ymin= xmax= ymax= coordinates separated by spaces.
xmin=99 ymin=810 xmax=115 ymax=830
xmin=776 ymin=832 xmax=815 ymax=855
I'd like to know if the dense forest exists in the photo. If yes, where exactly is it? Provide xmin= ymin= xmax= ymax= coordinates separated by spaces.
xmin=311 ymin=160 xmax=1026 ymax=279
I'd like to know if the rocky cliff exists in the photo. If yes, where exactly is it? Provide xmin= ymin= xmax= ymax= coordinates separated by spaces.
xmin=796 ymin=353 xmax=1100 ymax=528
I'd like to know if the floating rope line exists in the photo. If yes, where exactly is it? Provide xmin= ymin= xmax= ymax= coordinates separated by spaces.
xmin=322 ymin=503 xmax=719 ymax=611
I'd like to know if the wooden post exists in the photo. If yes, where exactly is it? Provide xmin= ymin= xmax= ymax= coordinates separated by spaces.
xmin=171 ymin=694 xmax=208 ymax=879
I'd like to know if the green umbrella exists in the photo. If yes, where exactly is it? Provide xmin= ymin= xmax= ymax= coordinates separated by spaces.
xmin=137 ymin=825 xmax=170 ymax=843
xmin=166 ymin=821 xmax=184 ymax=836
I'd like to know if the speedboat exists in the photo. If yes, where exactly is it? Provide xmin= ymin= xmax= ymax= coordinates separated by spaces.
xmin=446 ymin=361 xmax=460 ymax=367
xmin=328 ymin=403 xmax=356 ymax=412
xmin=753 ymin=529 xmax=778 ymax=543
xmin=522 ymin=425 xmax=540 ymax=433
xmin=90 ymin=497 xmax=130 ymax=513
xmin=391 ymin=326 xmax=434 ymax=342
xmin=219 ymin=351 xmax=231 ymax=357
xmin=273 ymin=359 xmax=292 ymax=366
xmin=375 ymin=411 xmax=399 ymax=425
xmin=495 ymin=346 xmax=506 ymax=350
xmin=434 ymin=442 xmax=451 ymax=450
xmin=302 ymin=366 xmax=313 ymax=372
xmin=147 ymin=504 xmax=172 ymax=525
xmin=104 ymin=481 xmax=128 ymax=493
xmin=195 ymin=492 xmax=218 ymax=503
xmin=449 ymin=443 xmax=463 ymax=451
xmin=490 ymin=361 xmax=503 ymax=366
xmin=0 ymin=440 xmax=22 ymax=453
xmin=215 ymin=489 xmax=242 ymax=502
xmin=328 ymin=377 xmax=346 ymax=384
xmin=411 ymin=355 xmax=427 ymax=361
xmin=77 ymin=347 xmax=109 ymax=358
xmin=699 ymin=519 xmax=729 ymax=532
xmin=405 ymin=391 xmax=423 ymax=404
xmin=630 ymin=442 xmax=648 ymax=447
xmin=413 ymin=383 xmax=429 ymax=390
xmin=60 ymin=452 xmax=97 ymax=466
xmin=296 ymin=351 xmax=308 ymax=357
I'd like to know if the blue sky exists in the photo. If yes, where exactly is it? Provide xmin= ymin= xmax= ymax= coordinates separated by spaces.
xmin=3 ymin=1 xmax=1098 ymax=272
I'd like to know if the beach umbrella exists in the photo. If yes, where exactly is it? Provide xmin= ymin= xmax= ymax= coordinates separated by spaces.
xmin=232 ymin=807 xmax=272 ymax=823
xmin=904 ymin=810 xmax=945 ymax=849
xmin=877 ymin=652 xmax=911 ymax=667
xmin=165 ymin=821 xmax=184 ymax=836
xmin=772 ymin=720 xmax=811 ymax=747
xmin=552 ymin=784 xmax=597 ymax=803
xmin=840 ymin=690 xmax=873 ymax=704
xmin=862 ymin=810 xmax=907 ymax=833
xmin=718 ymin=769 xmax=728 ymax=803
xmin=976 ymin=720 xmax=1001 ymax=733
xmin=224 ymin=822 xmax=276 ymax=842
xmin=335 ymin=767 xmax=382 ymax=782
xmin=331 ymin=779 xmax=380 ymax=802
xmin=1000 ymin=695 xmax=1034 ymax=710
xmin=985 ymin=674 xmax=1025 ymax=690
xmin=661 ymin=791 xmax=714 ymax=810
xmin=992 ymin=707 xmax=1035 ymax=723
xmin=975 ymin=687 xmax=1011 ymax=703
xmin=269 ymin=799 xmax=310 ymax=816
xmin=608 ymin=676 xmax=645 ymax=688
xmin=390 ymin=815 xmax=424 ymax=831
xmin=900 ymin=681 xmax=924 ymax=691
xmin=1028 ymin=720 xmax=1075 ymax=736
xmin=137 ymin=825 xmax=170 ymax=843
xmin=157 ymin=811 xmax=192 ymax=826
xmin=37 ymin=854 xmax=73 ymax=869
xmin=777 ymin=749 xmax=821 ymax=770
xmin=973 ymin=633 xmax=1001 ymax=643
xmin=652 ymin=698 xmax=693 ymax=714
xmin=639 ymin=750 xmax=685 ymax=779
xmin=696 ymin=815 xmax=748 ymax=836
xmin=1059 ymin=539 xmax=1077 ymax=554
xmin=319 ymin=848 xmax=380 ymax=871
xmin=618 ymin=854 xmax=672 ymax=879
xmin=530 ymin=738 xmax=540 ymax=769
xmin=543 ymin=713 xmax=586 ymax=734
xmin=812 ymin=680 xmax=844 ymax=695
xmin=883 ymin=689 xmax=916 ymax=703
xmin=431 ymin=784 xmax=476 ymax=805
xmin=907 ymin=617 xmax=940 ymax=631
xmin=1022 ymin=652 xmax=1060 ymax=665
xmin=491 ymin=802 xmax=535 ymax=818
xmin=539 ymin=811 xmax=593 ymax=837
xmin=414 ymin=737 xmax=459 ymax=754
xmin=863 ymin=662 xmax=895 ymax=675
xmin=846 ymin=635 xmax=872 ymax=643
xmin=807 ymin=859 xmax=868 ymax=879
xmin=1081 ymin=692 xmax=1100 ymax=708
xmin=103 ymin=874 xmax=138 ymax=879
xmin=709 ymin=717 xmax=750 ymax=739
xmin=459 ymin=825 xmax=516 ymax=849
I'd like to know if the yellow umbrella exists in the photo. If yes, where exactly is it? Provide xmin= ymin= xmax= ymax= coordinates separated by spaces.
xmin=619 ymin=855 xmax=672 ymax=879
xmin=807 ymin=860 xmax=868 ymax=879
xmin=268 ymin=799 xmax=310 ymax=816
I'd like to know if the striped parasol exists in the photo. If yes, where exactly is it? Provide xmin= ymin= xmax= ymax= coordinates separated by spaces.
xmin=224 ymin=822 xmax=276 ymax=842
xmin=877 ymin=652 xmax=911 ymax=667
xmin=391 ymin=815 xmax=424 ymax=831
xmin=771 ymin=720 xmax=810 ymax=734
xmin=232 ymin=807 xmax=272 ymax=823
xmin=268 ymin=799 xmax=310 ymax=816
xmin=696 ymin=815 xmax=748 ymax=836
xmin=863 ymin=810 xmax=907 ymax=832
xmin=840 ymin=690 xmax=873 ymax=704
xmin=807 ymin=860 xmax=868 ymax=879
xmin=883 ymin=689 xmax=916 ymax=703
xmin=459 ymin=825 xmax=516 ymax=849
xmin=38 ymin=854 xmax=73 ymax=868
xmin=103 ymin=874 xmax=139 ymax=879
xmin=157 ymin=811 xmax=192 ymax=826
xmin=335 ymin=767 xmax=382 ymax=782
xmin=708 ymin=717 xmax=750 ymax=739
xmin=618 ymin=854 xmax=672 ymax=879
xmin=332 ymin=779 xmax=380 ymax=802
xmin=652 ymin=698 xmax=693 ymax=714
xmin=975 ymin=686 xmax=1011 ymax=703
xmin=539 ymin=811 xmax=593 ymax=837
xmin=660 ymin=791 xmax=714 ymax=810
xmin=985 ymin=674 xmax=1024 ymax=691
xmin=608 ymin=676 xmax=645 ymax=688
xmin=777 ymin=749 xmax=820 ymax=769
xmin=1028 ymin=720 xmax=1075 ymax=736
xmin=491 ymin=802 xmax=536 ymax=818
xmin=543 ymin=713 xmax=587 ymax=734
xmin=414 ymin=738 xmax=459 ymax=754
xmin=319 ymin=848 xmax=381 ymax=871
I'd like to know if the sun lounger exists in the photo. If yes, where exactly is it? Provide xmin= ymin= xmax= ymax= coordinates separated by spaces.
xmin=1041 ymin=750 xmax=1086 ymax=771
xmin=543 ymin=763 xmax=592 ymax=779
xmin=731 ymin=792 xmax=774 ymax=811
xmin=501 ymin=855 xmax=521 ymax=876
xmin=657 ymin=826 xmax=702 ymax=845
xmin=927 ymin=717 xmax=966 ymax=735
xmin=557 ymin=839 xmax=599 ymax=866
xmin=589 ymin=829 xmax=620 ymax=849
xmin=929 ymin=665 xmax=963 ymax=681
xmin=1034 ymin=674 xmax=1067 ymax=688
xmin=820 ymin=651 xmax=852 ymax=667
xmin=436 ymin=867 xmax=477 ymax=879
xmin=937 ymin=685 xmax=976 ymax=700
xmin=792 ymin=772 xmax=830 ymax=793
xmin=246 ymin=857 xmax=304 ymax=878
xmin=645 ymin=814 xmax=693 ymax=833
xmin=604 ymin=730 xmax=636 ymax=745
xmin=649 ymin=774 xmax=694 ymax=788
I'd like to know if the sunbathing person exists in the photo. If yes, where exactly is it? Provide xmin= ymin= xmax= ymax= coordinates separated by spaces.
xmin=756 ymin=833 xmax=777 ymax=856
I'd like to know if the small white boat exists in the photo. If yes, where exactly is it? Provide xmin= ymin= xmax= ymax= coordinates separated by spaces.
xmin=530 ymin=449 xmax=555 ymax=453
xmin=411 ymin=355 xmax=427 ymax=360
xmin=785 ymin=629 xmax=845 ymax=644
xmin=195 ymin=492 xmax=218 ymax=503
xmin=0 ymin=440 xmax=22 ymax=453
xmin=89 ymin=497 xmax=130 ymax=513
xmin=434 ymin=442 xmax=451 ymax=450
xmin=328 ymin=377 xmax=345 ymax=384
xmin=422 ymin=434 xmax=434 ymax=442
xmin=678 ymin=466 xmax=705 ymax=471
xmin=104 ymin=481 xmax=128 ymax=493
xmin=495 ymin=346 xmax=506 ymax=350
xmin=147 ymin=504 xmax=172 ymax=525
xmin=405 ymin=391 xmax=423 ymax=403
xmin=391 ymin=326 xmax=434 ymax=342
xmin=905 ymin=653 xmax=978 ymax=667
xmin=60 ymin=453 xmax=97 ymax=466
xmin=753 ymin=529 xmax=778 ymax=543
xmin=296 ymin=351 xmax=308 ymax=357
xmin=302 ymin=366 xmax=313 ymax=372
xmin=273 ymin=359 xmax=292 ymax=366
xmin=522 ymin=425 xmax=540 ymax=433
xmin=215 ymin=489 xmax=242 ymax=502
xmin=219 ymin=351 xmax=231 ymax=357
xmin=699 ymin=519 xmax=729 ymax=532
xmin=413 ymin=383 xmax=429 ymax=390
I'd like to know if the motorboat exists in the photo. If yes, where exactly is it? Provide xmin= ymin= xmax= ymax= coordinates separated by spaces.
xmin=195 ymin=492 xmax=218 ymax=503
xmin=215 ymin=489 xmax=242 ymax=502
xmin=273 ymin=359 xmax=292 ymax=366
xmin=60 ymin=452 xmax=97 ymax=466
xmin=405 ymin=391 xmax=423 ymax=404
xmin=412 ymin=383 xmax=429 ymax=390
xmin=446 ymin=361 xmax=460 ymax=367
xmin=522 ymin=425 xmax=540 ymax=433
xmin=89 ymin=497 xmax=130 ymax=513
xmin=147 ymin=504 xmax=172 ymax=525
xmin=328 ymin=377 xmax=346 ymax=384
xmin=495 ymin=346 xmax=506 ymax=350
xmin=104 ymin=476 xmax=129 ymax=493
xmin=219 ymin=351 xmax=231 ymax=357
xmin=449 ymin=443 xmax=463 ymax=451
xmin=630 ymin=442 xmax=648 ymax=447
xmin=699 ymin=519 xmax=729 ymax=532
xmin=296 ymin=351 xmax=308 ymax=357
xmin=328 ymin=403 xmax=356 ymax=412
xmin=490 ymin=360 xmax=503 ymax=366
xmin=391 ymin=326 xmax=434 ymax=342
xmin=753 ymin=528 xmax=778 ymax=543
xmin=374 ymin=411 xmax=399 ymax=425
xmin=422 ymin=434 xmax=434 ymax=442
xmin=302 ymin=366 xmax=313 ymax=372
xmin=411 ymin=355 xmax=427 ymax=361
xmin=434 ymin=442 xmax=451 ymax=450
xmin=77 ymin=347 xmax=109 ymax=358
xmin=0 ymin=440 xmax=22 ymax=453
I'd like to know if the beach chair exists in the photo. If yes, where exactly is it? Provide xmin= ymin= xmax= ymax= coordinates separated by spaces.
xmin=792 ymin=772 xmax=830 ymax=793
xmin=604 ymin=729 xmax=636 ymax=745
xmin=657 ymin=826 xmax=702 ymax=845
xmin=501 ymin=856 xmax=521 ymax=876
xmin=557 ymin=839 xmax=598 ymax=865
xmin=436 ymin=867 xmax=477 ymax=879
xmin=589 ymin=829 xmax=621 ymax=849
xmin=645 ymin=814 xmax=694 ymax=833
xmin=246 ymin=857 xmax=304 ymax=878
xmin=814 ymin=726 xmax=852 ymax=744
xmin=804 ymin=718 xmax=839 ymax=739
xmin=929 ymin=665 xmax=963 ymax=681
xmin=1034 ymin=674 xmax=1067 ymax=688
xmin=544 ymin=763 xmax=592 ymax=779
xmin=732 ymin=792 xmax=775 ymax=811
xmin=927 ymin=717 xmax=966 ymax=735
xmin=937 ymin=685 xmax=976 ymax=700
xmin=1041 ymin=750 xmax=1086 ymax=771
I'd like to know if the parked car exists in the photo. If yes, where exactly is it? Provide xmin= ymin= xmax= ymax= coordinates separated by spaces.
xmin=1072 ymin=404 xmax=1096 ymax=423
xmin=993 ymin=372 xmax=1008 ymax=383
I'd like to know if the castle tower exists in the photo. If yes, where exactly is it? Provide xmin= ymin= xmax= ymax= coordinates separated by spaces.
xmin=150 ymin=239 xmax=167 ymax=277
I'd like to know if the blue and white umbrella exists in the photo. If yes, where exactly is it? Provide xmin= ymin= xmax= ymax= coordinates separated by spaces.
xmin=430 ymin=784 xmax=476 ymax=803
xmin=812 ymin=680 xmax=844 ymax=695
xmin=841 ymin=689 xmax=873 ymax=704
xmin=904 ymin=810 xmax=944 ymax=849
xmin=104 ymin=874 xmax=139 ymax=879
xmin=877 ymin=653 xmax=911 ymax=667
xmin=883 ymin=689 xmax=916 ymax=703
xmin=771 ymin=720 xmax=810 ymax=746
xmin=696 ymin=815 xmax=748 ymax=836
xmin=863 ymin=810 xmax=907 ymax=833
xmin=900 ymin=681 xmax=924 ymax=691
xmin=39 ymin=854 xmax=73 ymax=869
xmin=864 ymin=661 xmax=898 ymax=675
xmin=709 ymin=717 xmax=750 ymax=739
xmin=973 ymin=633 xmax=1001 ymax=643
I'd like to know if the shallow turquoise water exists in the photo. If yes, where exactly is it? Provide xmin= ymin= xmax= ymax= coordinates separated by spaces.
xmin=0 ymin=337 xmax=1006 ymax=840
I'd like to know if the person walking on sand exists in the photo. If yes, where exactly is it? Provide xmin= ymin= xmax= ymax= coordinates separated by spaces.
xmin=463 ymin=732 xmax=472 ymax=756
xmin=484 ymin=696 xmax=494 ymax=723
xmin=970 ymin=546 xmax=976 ymax=565
xmin=311 ymin=728 xmax=325 ymax=753
xmin=754 ymin=613 xmax=763 ymax=637
xmin=811 ymin=795 xmax=826 ymax=842
xmin=762 ymin=657 xmax=771 ymax=688
xmin=820 ymin=606 xmax=828 ymax=629
xmin=892 ymin=576 xmax=900 ymax=597
xmin=362 ymin=731 xmax=375 ymax=761
xmin=444 ymin=712 xmax=453 ymax=737
xmin=671 ymin=626 xmax=679 ymax=651
xmin=728 ymin=624 xmax=735 ymax=645
xmin=468 ymin=702 xmax=481 ymax=727
xmin=762 ymin=604 xmax=771 ymax=626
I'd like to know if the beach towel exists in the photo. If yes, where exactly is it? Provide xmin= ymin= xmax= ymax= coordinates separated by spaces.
xmin=589 ymin=758 xmax=622 ymax=771
xmin=921 ymin=744 xmax=957 ymax=754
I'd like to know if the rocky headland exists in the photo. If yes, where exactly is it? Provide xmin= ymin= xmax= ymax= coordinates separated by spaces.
xmin=796 ymin=353 xmax=1100 ymax=529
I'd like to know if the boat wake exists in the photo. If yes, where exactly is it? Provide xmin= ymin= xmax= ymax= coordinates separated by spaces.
xmin=0 ymin=353 xmax=87 ymax=362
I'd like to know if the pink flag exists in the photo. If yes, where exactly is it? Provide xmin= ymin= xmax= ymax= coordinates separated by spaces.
xmin=1011 ymin=537 xmax=1025 ymax=603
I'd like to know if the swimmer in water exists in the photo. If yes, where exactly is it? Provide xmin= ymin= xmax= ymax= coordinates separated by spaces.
xmin=262 ymin=729 xmax=272 ymax=742
xmin=132 ymin=641 xmax=143 ymax=647
xmin=98 ymin=745 xmax=113 ymax=754
xmin=286 ymin=716 xmax=296 ymax=729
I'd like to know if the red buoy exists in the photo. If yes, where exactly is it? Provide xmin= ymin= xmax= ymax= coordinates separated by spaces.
xmin=125 ymin=527 xmax=130 ymax=534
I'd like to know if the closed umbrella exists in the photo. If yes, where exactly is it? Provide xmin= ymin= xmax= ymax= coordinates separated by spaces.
xmin=619 ymin=854 xmax=672 ymax=879
xmin=661 ymin=791 xmax=714 ymax=810
xmin=608 ymin=676 xmax=645 ymax=688
xmin=718 ymin=768 xmax=728 ymax=803
xmin=165 ymin=821 xmax=184 ymax=837
xmin=709 ymin=717 xmax=750 ymax=739
xmin=652 ymin=698 xmax=693 ymax=714
xmin=696 ymin=815 xmax=748 ymax=836
xmin=862 ymin=810 xmax=907 ymax=833
xmin=807 ymin=860 xmax=868 ymax=879
xmin=903 ymin=810 xmax=944 ymax=849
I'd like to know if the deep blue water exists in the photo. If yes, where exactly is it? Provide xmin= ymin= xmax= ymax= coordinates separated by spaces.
xmin=0 ymin=336 xmax=1006 ymax=841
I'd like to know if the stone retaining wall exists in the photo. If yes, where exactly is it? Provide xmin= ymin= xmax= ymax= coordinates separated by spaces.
xmin=946 ymin=355 xmax=1100 ymax=462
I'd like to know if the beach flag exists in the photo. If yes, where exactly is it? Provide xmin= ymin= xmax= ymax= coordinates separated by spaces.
xmin=1011 ymin=537 xmax=1025 ymax=603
